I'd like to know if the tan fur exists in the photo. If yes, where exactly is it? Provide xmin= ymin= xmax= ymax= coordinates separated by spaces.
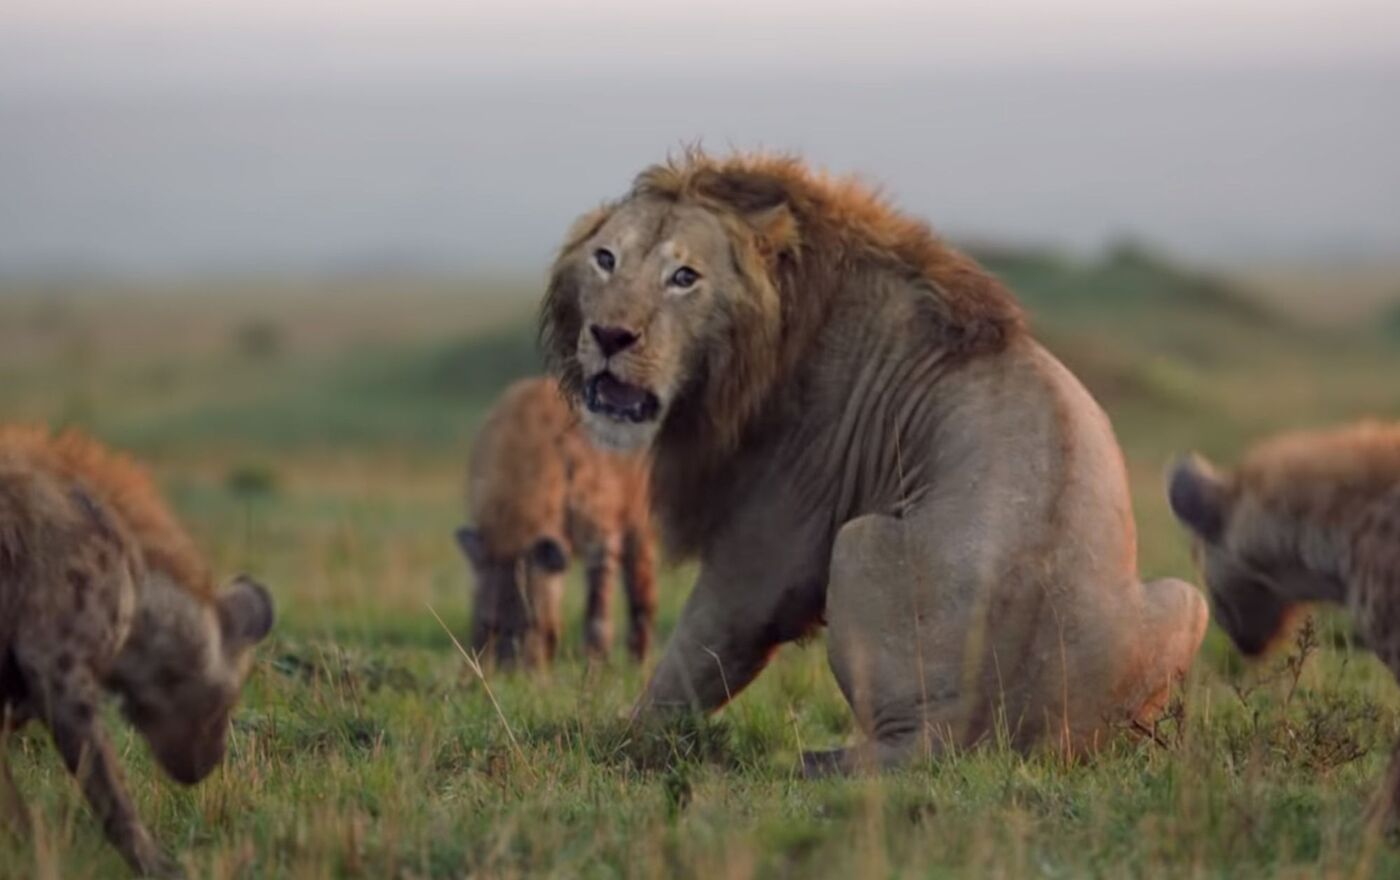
xmin=0 ymin=426 xmax=273 ymax=877
xmin=1169 ymin=422 xmax=1400 ymax=824
xmin=543 ymin=155 xmax=1024 ymax=553
xmin=541 ymin=151 xmax=1207 ymax=772
xmin=1238 ymin=421 xmax=1400 ymax=519
xmin=0 ymin=425 xmax=212 ymax=598
xmin=460 ymin=378 xmax=657 ymax=666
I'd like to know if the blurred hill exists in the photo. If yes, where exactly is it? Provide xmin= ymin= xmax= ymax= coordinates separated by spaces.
xmin=1 ymin=248 xmax=1396 ymax=474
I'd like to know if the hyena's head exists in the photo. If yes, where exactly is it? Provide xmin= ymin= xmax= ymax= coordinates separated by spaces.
xmin=454 ymin=526 xmax=568 ymax=666
xmin=1167 ymin=454 xmax=1341 ymax=656
xmin=110 ymin=574 xmax=275 ymax=784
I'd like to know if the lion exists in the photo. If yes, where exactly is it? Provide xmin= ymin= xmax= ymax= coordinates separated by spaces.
xmin=0 ymin=426 xmax=274 ymax=877
xmin=456 ymin=376 xmax=657 ymax=667
xmin=1168 ymin=421 xmax=1400 ymax=821
xmin=540 ymin=151 xmax=1208 ymax=773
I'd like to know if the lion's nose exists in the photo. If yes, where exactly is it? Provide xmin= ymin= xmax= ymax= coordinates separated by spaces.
xmin=589 ymin=324 xmax=640 ymax=358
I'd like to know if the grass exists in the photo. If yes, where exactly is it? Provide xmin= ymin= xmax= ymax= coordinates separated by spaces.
xmin=1 ymin=254 xmax=1399 ymax=878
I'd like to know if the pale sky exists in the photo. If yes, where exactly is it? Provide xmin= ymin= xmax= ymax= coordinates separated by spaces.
xmin=2 ymin=0 xmax=1396 ymax=274
xmin=4 ymin=0 xmax=1399 ymax=93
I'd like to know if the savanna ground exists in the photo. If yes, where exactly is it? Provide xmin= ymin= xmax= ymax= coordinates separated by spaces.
xmin=2 ymin=248 xmax=1400 ymax=878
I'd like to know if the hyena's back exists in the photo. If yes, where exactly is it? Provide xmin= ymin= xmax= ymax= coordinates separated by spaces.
xmin=0 ymin=457 xmax=142 ymax=699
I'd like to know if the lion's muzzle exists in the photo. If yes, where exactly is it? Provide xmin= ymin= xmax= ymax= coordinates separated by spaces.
xmin=585 ymin=372 xmax=661 ymax=424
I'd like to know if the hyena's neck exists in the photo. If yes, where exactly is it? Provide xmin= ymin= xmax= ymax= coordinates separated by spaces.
xmin=109 ymin=574 xmax=218 ymax=693
xmin=1342 ymin=488 xmax=1400 ymax=601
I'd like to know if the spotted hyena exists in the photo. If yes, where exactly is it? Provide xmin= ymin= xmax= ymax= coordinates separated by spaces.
xmin=0 ymin=426 xmax=274 ymax=877
xmin=456 ymin=377 xmax=657 ymax=668
xmin=1168 ymin=421 xmax=1400 ymax=822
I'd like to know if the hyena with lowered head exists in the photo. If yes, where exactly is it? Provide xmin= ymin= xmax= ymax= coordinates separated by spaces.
xmin=456 ymin=377 xmax=657 ymax=668
xmin=0 ymin=426 xmax=274 ymax=877
xmin=1168 ymin=421 xmax=1400 ymax=824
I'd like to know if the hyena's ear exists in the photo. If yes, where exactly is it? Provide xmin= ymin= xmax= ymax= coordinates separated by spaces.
xmin=530 ymin=537 xmax=568 ymax=574
xmin=455 ymin=527 xmax=487 ymax=565
xmin=1168 ymin=454 xmax=1231 ymax=542
xmin=219 ymin=576 xmax=276 ymax=648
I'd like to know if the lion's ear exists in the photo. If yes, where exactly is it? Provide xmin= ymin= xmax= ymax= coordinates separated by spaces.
xmin=747 ymin=203 xmax=799 ymax=259
xmin=694 ymin=169 xmax=799 ymax=257
xmin=697 ymin=168 xmax=787 ymax=213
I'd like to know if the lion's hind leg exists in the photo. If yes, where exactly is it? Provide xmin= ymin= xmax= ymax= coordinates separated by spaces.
xmin=814 ymin=513 xmax=977 ymax=776
xmin=1127 ymin=577 xmax=1208 ymax=725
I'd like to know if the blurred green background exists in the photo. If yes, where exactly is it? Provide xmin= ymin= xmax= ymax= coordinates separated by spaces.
xmin=2 ymin=248 xmax=1400 ymax=877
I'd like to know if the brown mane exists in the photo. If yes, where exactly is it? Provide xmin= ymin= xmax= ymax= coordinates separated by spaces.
xmin=0 ymin=425 xmax=214 ymax=598
xmin=540 ymin=151 xmax=1026 ymax=554
xmin=631 ymin=150 xmax=1024 ymax=346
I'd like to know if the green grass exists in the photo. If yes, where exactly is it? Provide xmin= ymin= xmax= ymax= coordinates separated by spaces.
xmin=1 ymin=257 xmax=1399 ymax=878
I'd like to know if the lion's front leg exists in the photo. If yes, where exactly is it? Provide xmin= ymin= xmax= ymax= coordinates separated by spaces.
xmin=634 ymin=578 xmax=780 ymax=717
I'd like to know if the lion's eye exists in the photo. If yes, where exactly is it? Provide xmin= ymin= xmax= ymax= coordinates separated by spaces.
xmin=594 ymin=248 xmax=616 ymax=273
xmin=668 ymin=266 xmax=701 ymax=289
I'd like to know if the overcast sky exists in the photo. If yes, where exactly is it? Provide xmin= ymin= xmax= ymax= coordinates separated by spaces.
xmin=2 ymin=2 xmax=1396 ymax=276
xmin=5 ymin=0 xmax=1399 ymax=93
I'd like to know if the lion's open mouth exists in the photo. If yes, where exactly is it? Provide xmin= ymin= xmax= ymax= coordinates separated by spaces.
xmin=584 ymin=372 xmax=661 ymax=424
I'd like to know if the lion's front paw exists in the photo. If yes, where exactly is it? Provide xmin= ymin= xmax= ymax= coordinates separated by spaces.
xmin=800 ymin=748 xmax=849 ymax=779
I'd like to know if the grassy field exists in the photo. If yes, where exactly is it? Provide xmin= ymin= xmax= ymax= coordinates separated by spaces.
xmin=2 ymin=252 xmax=1400 ymax=878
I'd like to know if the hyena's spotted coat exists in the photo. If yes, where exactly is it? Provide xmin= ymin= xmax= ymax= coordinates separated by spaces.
xmin=1169 ymin=421 xmax=1400 ymax=823
xmin=456 ymin=377 xmax=657 ymax=667
xmin=0 ymin=426 xmax=274 ymax=877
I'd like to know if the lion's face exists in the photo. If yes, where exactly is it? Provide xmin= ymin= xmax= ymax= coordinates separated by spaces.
xmin=546 ymin=198 xmax=766 ymax=452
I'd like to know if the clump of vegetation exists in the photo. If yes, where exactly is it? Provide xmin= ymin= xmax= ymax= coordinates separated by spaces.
xmin=1385 ymin=300 xmax=1400 ymax=339
xmin=418 ymin=323 xmax=541 ymax=398
xmin=225 ymin=462 xmax=280 ymax=497
xmin=234 ymin=318 xmax=285 ymax=360
xmin=1217 ymin=619 xmax=1390 ymax=775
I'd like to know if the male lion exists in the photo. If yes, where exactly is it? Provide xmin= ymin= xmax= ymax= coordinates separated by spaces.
xmin=1168 ymin=422 xmax=1400 ymax=822
xmin=0 ymin=426 xmax=274 ymax=877
xmin=540 ymin=152 xmax=1208 ymax=773
xmin=456 ymin=377 xmax=657 ymax=667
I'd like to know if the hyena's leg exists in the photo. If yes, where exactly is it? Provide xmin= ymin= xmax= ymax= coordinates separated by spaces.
xmin=1366 ymin=736 xmax=1400 ymax=833
xmin=475 ymin=570 xmax=532 ymax=669
xmin=620 ymin=526 xmax=658 ymax=662
xmin=23 ymin=661 xmax=180 ymax=878
xmin=526 ymin=573 xmax=565 ymax=668
xmin=582 ymin=541 xmax=617 ymax=660
xmin=2 ymin=702 xmax=31 ymax=837
xmin=0 ymin=749 xmax=30 ymax=840
xmin=468 ymin=579 xmax=498 ymax=661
